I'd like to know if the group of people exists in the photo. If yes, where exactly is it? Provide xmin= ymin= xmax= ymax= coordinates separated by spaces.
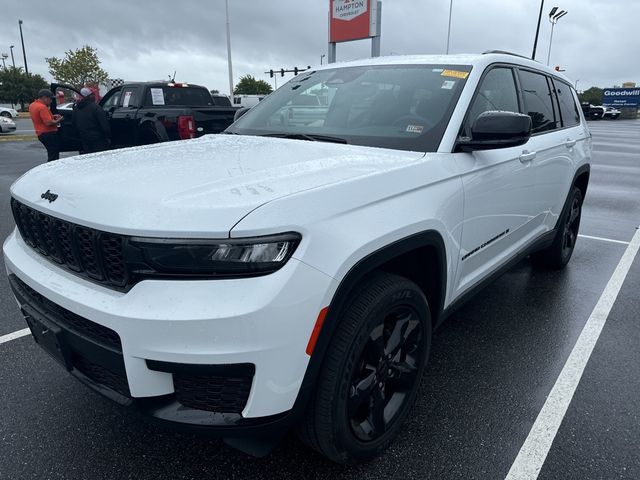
xmin=28 ymin=88 xmax=111 ymax=161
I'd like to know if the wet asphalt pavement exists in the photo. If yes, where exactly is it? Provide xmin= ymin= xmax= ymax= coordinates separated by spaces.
xmin=0 ymin=120 xmax=639 ymax=479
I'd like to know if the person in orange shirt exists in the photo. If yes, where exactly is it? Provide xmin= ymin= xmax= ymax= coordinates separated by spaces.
xmin=29 ymin=89 xmax=63 ymax=161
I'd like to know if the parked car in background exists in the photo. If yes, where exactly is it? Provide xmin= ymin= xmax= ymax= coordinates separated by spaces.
xmin=51 ymin=82 xmax=239 ymax=152
xmin=0 ymin=106 xmax=19 ymax=118
xmin=233 ymin=94 xmax=267 ymax=108
xmin=0 ymin=115 xmax=16 ymax=133
xmin=580 ymin=102 xmax=604 ymax=120
xmin=603 ymin=106 xmax=621 ymax=119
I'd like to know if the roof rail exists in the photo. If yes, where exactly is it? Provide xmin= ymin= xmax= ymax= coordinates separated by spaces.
xmin=482 ymin=50 xmax=532 ymax=60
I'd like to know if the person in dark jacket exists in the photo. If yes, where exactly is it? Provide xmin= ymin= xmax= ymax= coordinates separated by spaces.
xmin=73 ymin=87 xmax=111 ymax=153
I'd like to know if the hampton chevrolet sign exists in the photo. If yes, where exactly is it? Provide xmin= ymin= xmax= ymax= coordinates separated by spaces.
xmin=602 ymin=88 xmax=640 ymax=107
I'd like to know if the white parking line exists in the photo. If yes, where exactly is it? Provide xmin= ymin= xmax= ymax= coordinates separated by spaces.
xmin=0 ymin=328 xmax=30 ymax=345
xmin=505 ymin=227 xmax=640 ymax=480
xmin=578 ymin=234 xmax=630 ymax=245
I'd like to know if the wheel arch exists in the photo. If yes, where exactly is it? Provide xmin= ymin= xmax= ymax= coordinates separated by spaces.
xmin=291 ymin=230 xmax=447 ymax=421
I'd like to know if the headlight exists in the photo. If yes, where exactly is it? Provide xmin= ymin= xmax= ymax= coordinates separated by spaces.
xmin=130 ymin=232 xmax=301 ymax=277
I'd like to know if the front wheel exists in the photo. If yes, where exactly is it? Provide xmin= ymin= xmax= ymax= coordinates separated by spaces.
xmin=0 ymin=111 xmax=11 ymax=118
xmin=532 ymin=186 xmax=583 ymax=269
xmin=298 ymin=272 xmax=431 ymax=464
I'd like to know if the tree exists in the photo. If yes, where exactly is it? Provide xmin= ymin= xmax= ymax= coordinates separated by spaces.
xmin=578 ymin=87 xmax=603 ymax=106
xmin=234 ymin=75 xmax=273 ymax=95
xmin=0 ymin=67 xmax=47 ymax=109
xmin=210 ymin=89 xmax=219 ymax=95
xmin=46 ymin=45 xmax=109 ymax=88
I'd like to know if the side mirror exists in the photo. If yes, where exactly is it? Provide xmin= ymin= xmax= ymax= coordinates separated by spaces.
xmin=233 ymin=107 xmax=250 ymax=122
xmin=457 ymin=111 xmax=532 ymax=152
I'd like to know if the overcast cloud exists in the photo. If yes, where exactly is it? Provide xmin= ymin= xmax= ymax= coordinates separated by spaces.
xmin=1 ymin=0 xmax=638 ymax=94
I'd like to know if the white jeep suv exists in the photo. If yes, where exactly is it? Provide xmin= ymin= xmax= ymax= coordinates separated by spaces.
xmin=3 ymin=52 xmax=591 ymax=464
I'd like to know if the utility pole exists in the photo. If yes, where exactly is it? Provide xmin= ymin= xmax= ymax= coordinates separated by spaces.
xmin=10 ymin=45 xmax=16 ymax=68
xmin=446 ymin=0 xmax=453 ymax=54
xmin=225 ymin=0 xmax=234 ymax=98
xmin=1 ymin=54 xmax=7 ymax=70
xmin=531 ymin=0 xmax=544 ymax=60
xmin=18 ymin=20 xmax=28 ymax=75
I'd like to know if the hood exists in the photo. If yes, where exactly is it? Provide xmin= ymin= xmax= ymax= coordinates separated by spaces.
xmin=10 ymin=135 xmax=425 ymax=237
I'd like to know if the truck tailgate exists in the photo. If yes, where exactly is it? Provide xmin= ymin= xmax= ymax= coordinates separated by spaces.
xmin=192 ymin=107 xmax=238 ymax=135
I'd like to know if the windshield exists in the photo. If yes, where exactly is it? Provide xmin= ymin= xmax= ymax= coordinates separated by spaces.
xmin=227 ymin=64 xmax=471 ymax=152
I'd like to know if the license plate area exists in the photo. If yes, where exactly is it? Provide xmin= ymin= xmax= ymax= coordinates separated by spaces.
xmin=23 ymin=306 xmax=72 ymax=371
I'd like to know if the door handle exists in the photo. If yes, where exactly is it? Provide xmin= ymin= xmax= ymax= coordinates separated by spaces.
xmin=519 ymin=150 xmax=536 ymax=163
xmin=565 ymin=139 xmax=577 ymax=148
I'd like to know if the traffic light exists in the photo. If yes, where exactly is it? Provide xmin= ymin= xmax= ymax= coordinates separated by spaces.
xmin=280 ymin=68 xmax=285 ymax=77
xmin=294 ymin=67 xmax=299 ymax=76
xmin=269 ymin=69 xmax=274 ymax=78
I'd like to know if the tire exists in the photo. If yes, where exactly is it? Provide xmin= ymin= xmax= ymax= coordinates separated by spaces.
xmin=298 ymin=272 xmax=432 ymax=464
xmin=0 ymin=111 xmax=11 ymax=118
xmin=531 ymin=186 xmax=583 ymax=269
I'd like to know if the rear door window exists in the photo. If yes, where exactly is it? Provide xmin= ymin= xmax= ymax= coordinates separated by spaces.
xmin=519 ymin=70 xmax=558 ymax=134
xmin=143 ymin=87 xmax=214 ymax=107
xmin=552 ymin=79 xmax=581 ymax=127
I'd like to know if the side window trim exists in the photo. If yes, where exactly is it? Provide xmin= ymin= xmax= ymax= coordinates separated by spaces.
xmin=546 ymin=75 xmax=561 ymax=128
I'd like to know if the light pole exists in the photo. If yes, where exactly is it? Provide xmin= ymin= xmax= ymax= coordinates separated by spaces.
xmin=320 ymin=54 xmax=326 ymax=65
xmin=10 ymin=45 xmax=16 ymax=68
xmin=18 ymin=20 xmax=28 ymax=75
xmin=547 ymin=7 xmax=568 ymax=66
xmin=575 ymin=79 xmax=579 ymax=91
xmin=532 ymin=0 xmax=545 ymax=60
xmin=446 ymin=0 xmax=453 ymax=54
xmin=1 ymin=53 xmax=7 ymax=70
xmin=224 ymin=0 xmax=234 ymax=97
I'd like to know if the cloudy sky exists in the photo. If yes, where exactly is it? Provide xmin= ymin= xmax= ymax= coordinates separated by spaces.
xmin=0 ymin=0 xmax=637 ymax=95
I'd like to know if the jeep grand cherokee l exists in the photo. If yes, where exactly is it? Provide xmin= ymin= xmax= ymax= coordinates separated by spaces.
xmin=3 ymin=52 xmax=591 ymax=464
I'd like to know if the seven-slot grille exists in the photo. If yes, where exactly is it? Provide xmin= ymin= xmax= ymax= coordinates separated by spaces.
xmin=10 ymin=198 xmax=128 ymax=289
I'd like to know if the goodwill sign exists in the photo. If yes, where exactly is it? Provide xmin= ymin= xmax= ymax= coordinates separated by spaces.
xmin=602 ymin=88 xmax=640 ymax=107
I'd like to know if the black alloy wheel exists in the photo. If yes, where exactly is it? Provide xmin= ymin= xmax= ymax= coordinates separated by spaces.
xmin=348 ymin=306 xmax=424 ymax=442
xmin=298 ymin=272 xmax=431 ymax=464
xmin=531 ymin=186 xmax=583 ymax=269
xmin=561 ymin=194 xmax=581 ymax=261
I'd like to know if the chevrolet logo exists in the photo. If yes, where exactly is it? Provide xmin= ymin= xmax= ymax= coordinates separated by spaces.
xmin=41 ymin=190 xmax=58 ymax=203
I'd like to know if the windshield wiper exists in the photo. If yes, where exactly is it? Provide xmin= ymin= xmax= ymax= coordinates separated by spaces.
xmin=260 ymin=133 xmax=347 ymax=144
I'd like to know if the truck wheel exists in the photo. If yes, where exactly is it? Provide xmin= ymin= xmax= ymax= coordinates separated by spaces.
xmin=299 ymin=272 xmax=431 ymax=464
xmin=532 ymin=187 xmax=583 ymax=270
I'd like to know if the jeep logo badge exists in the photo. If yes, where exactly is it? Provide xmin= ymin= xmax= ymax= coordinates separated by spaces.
xmin=41 ymin=190 xmax=58 ymax=203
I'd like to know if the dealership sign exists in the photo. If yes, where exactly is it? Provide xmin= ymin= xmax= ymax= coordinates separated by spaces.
xmin=602 ymin=88 xmax=640 ymax=107
xmin=330 ymin=0 xmax=378 ymax=43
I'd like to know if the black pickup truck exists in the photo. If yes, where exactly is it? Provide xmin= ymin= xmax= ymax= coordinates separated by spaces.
xmin=51 ymin=82 xmax=238 ymax=152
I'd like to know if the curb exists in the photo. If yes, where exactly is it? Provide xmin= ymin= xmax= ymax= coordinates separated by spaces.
xmin=0 ymin=134 xmax=37 ymax=142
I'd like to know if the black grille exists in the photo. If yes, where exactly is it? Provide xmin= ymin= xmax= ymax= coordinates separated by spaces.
xmin=11 ymin=198 xmax=128 ymax=289
xmin=73 ymin=353 xmax=131 ymax=397
xmin=174 ymin=373 xmax=253 ymax=414
xmin=12 ymin=275 xmax=122 ymax=353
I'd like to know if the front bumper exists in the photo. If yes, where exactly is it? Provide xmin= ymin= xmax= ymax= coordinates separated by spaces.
xmin=3 ymin=229 xmax=336 ymax=431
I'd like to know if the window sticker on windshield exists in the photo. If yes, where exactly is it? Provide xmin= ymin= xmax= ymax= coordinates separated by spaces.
xmin=441 ymin=69 xmax=469 ymax=79
xmin=406 ymin=125 xmax=424 ymax=134
xmin=442 ymin=80 xmax=456 ymax=90
xmin=122 ymin=91 xmax=132 ymax=108
xmin=150 ymin=88 xmax=165 ymax=105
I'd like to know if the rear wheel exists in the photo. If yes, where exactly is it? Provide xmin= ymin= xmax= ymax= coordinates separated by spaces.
xmin=0 ymin=111 xmax=11 ymax=118
xmin=299 ymin=272 xmax=431 ymax=464
xmin=532 ymin=186 xmax=583 ymax=269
